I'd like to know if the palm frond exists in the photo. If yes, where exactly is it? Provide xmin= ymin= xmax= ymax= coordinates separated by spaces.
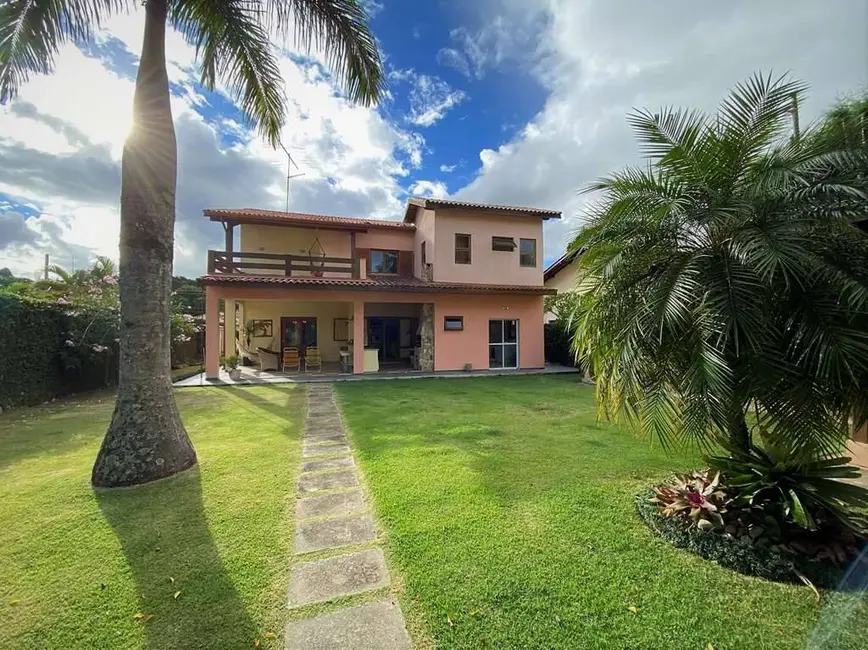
xmin=0 ymin=0 xmax=130 ymax=102
xmin=265 ymin=0 xmax=384 ymax=106
xmin=173 ymin=0 xmax=286 ymax=147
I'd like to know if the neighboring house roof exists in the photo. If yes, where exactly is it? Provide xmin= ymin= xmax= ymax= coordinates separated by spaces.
xmin=204 ymin=208 xmax=415 ymax=231
xmin=199 ymin=274 xmax=555 ymax=295
xmin=543 ymin=248 xmax=581 ymax=282
xmin=403 ymin=197 xmax=562 ymax=222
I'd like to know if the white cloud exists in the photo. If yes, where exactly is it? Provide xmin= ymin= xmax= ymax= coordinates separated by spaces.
xmin=453 ymin=0 xmax=868 ymax=262
xmin=440 ymin=164 xmax=457 ymax=173
xmin=408 ymin=180 xmax=449 ymax=198
xmin=0 ymin=10 xmax=427 ymax=278
xmin=389 ymin=68 xmax=467 ymax=128
xmin=408 ymin=75 xmax=466 ymax=127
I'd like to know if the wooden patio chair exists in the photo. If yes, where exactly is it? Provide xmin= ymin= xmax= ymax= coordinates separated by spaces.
xmin=282 ymin=347 xmax=300 ymax=373
xmin=305 ymin=347 xmax=323 ymax=372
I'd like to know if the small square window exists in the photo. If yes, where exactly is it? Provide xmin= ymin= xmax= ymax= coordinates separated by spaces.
xmin=492 ymin=236 xmax=517 ymax=251
xmin=519 ymin=238 xmax=537 ymax=267
xmin=371 ymin=249 xmax=398 ymax=274
xmin=455 ymin=234 xmax=471 ymax=264
xmin=444 ymin=316 xmax=464 ymax=331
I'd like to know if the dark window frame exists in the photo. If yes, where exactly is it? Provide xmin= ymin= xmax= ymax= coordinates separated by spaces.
xmin=369 ymin=249 xmax=400 ymax=274
xmin=491 ymin=236 xmax=517 ymax=251
xmin=421 ymin=240 xmax=427 ymax=265
xmin=454 ymin=233 xmax=472 ymax=265
xmin=519 ymin=238 xmax=537 ymax=267
xmin=443 ymin=316 xmax=464 ymax=331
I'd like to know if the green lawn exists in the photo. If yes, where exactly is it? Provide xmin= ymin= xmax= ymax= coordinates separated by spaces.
xmin=0 ymin=384 xmax=302 ymax=650
xmin=335 ymin=376 xmax=867 ymax=650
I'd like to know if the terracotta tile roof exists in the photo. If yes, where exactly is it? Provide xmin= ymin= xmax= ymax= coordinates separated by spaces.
xmin=404 ymin=197 xmax=562 ymax=222
xmin=544 ymin=248 xmax=583 ymax=281
xmin=204 ymin=208 xmax=415 ymax=231
xmin=199 ymin=274 xmax=555 ymax=295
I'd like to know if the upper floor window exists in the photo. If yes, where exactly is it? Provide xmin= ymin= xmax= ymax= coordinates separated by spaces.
xmin=370 ymin=249 xmax=399 ymax=274
xmin=421 ymin=240 xmax=427 ymax=265
xmin=455 ymin=234 xmax=471 ymax=264
xmin=519 ymin=238 xmax=537 ymax=267
xmin=492 ymin=236 xmax=517 ymax=251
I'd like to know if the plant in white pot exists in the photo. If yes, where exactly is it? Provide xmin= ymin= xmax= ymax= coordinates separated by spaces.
xmin=221 ymin=355 xmax=241 ymax=381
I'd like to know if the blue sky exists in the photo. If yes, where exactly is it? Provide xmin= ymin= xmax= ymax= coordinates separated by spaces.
xmin=1 ymin=0 xmax=866 ymax=278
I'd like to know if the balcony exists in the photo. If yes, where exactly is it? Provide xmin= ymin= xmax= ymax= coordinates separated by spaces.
xmin=207 ymin=250 xmax=360 ymax=278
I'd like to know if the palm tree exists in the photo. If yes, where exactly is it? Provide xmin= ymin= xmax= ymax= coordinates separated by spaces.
xmin=1 ymin=1 xmax=383 ymax=488
xmin=569 ymin=73 xmax=868 ymax=461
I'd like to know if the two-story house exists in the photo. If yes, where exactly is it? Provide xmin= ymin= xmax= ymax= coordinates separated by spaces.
xmin=199 ymin=197 xmax=560 ymax=378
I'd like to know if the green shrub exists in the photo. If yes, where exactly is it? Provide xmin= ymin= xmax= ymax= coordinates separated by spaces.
xmin=636 ymin=490 xmax=853 ymax=589
xmin=0 ymin=294 xmax=118 ymax=409
xmin=544 ymin=322 xmax=577 ymax=367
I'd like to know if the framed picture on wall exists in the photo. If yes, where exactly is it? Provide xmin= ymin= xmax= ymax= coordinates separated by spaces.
xmin=251 ymin=319 xmax=273 ymax=337
xmin=333 ymin=318 xmax=350 ymax=341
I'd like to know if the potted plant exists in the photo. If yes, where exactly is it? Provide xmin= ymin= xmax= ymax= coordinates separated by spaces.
xmin=221 ymin=355 xmax=241 ymax=380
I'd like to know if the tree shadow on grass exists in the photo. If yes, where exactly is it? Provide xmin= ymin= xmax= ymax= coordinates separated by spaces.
xmin=96 ymin=467 xmax=257 ymax=650
xmin=221 ymin=384 xmax=305 ymax=435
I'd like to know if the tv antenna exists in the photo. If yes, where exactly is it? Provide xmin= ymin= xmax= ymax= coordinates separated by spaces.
xmin=278 ymin=141 xmax=305 ymax=212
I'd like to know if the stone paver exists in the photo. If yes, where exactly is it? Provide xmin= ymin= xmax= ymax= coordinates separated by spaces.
xmin=296 ymin=490 xmax=366 ymax=520
xmin=297 ymin=469 xmax=359 ymax=494
xmin=284 ymin=600 xmax=412 ymax=650
xmin=288 ymin=548 xmax=390 ymax=608
xmin=304 ymin=432 xmax=347 ymax=444
xmin=302 ymin=456 xmax=354 ymax=473
xmin=295 ymin=512 xmax=376 ymax=554
xmin=303 ymin=443 xmax=351 ymax=458
xmin=285 ymin=385 xmax=411 ymax=647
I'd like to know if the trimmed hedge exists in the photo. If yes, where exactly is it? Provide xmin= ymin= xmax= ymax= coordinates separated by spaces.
xmin=635 ymin=489 xmax=850 ymax=589
xmin=0 ymin=294 xmax=119 ymax=409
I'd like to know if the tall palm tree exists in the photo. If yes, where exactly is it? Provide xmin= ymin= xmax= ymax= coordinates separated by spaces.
xmin=1 ymin=1 xmax=383 ymax=488
xmin=569 ymin=73 xmax=868 ymax=460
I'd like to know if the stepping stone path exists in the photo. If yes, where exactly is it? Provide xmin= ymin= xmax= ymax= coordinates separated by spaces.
xmin=286 ymin=384 xmax=412 ymax=649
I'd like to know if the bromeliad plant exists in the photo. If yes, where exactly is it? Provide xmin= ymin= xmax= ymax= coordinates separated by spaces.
xmin=651 ymin=470 xmax=727 ymax=531
xmin=708 ymin=439 xmax=868 ymax=536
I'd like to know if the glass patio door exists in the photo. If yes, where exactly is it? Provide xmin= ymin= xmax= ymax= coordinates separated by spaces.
xmin=489 ymin=319 xmax=518 ymax=369
xmin=281 ymin=317 xmax=317 ymax=358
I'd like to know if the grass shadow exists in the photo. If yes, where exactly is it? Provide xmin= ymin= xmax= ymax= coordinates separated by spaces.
xmin=95 ymin=467 xmax=257 ymax=650
xmin=0 ymin=390 xmax=115 ymax=471
xmin=219 ymin=384 xmax=302 ymax=430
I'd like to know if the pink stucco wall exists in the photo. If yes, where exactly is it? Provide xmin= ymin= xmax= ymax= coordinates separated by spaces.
xmin=203 ymin=284 xmax=545 ymax=376
xmin=432 ymin=211 xmax=544 ymax=286
xmin=433 ymin=294 xmax=544 ymax=371
xmin=356 ymin=229 xmax=415 ymax=251
xmin=413 ymin=208 xmax=436 ymax=278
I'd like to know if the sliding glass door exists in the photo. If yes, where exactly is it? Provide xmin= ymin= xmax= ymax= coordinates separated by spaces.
xmin=489 ymin=319 xmax=518 ymax=369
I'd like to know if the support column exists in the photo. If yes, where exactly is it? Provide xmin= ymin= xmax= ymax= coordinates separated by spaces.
xmin=353 ymin=300 xmax=365 ymax=374
xmin=225 ymin=299 xmax=236 ymax=358
xmin=420 ymin=303 xmax=434 ymax=372
xmin=205 ymin=286 xmax=220 ymax=378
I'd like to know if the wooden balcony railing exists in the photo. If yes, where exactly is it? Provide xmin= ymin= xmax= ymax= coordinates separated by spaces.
xmin=207 ymin=250 xmax=360 ymax=278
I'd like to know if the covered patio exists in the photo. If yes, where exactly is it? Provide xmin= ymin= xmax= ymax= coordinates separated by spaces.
xmin=206 ymin=281 xmax=436 ymax=380
xmin=173 ymin=362 xmax=582 ymax=387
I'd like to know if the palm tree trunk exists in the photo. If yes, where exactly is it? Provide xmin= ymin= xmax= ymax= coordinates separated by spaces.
xmin=92 ymin=0 xmax=197 ymax=488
